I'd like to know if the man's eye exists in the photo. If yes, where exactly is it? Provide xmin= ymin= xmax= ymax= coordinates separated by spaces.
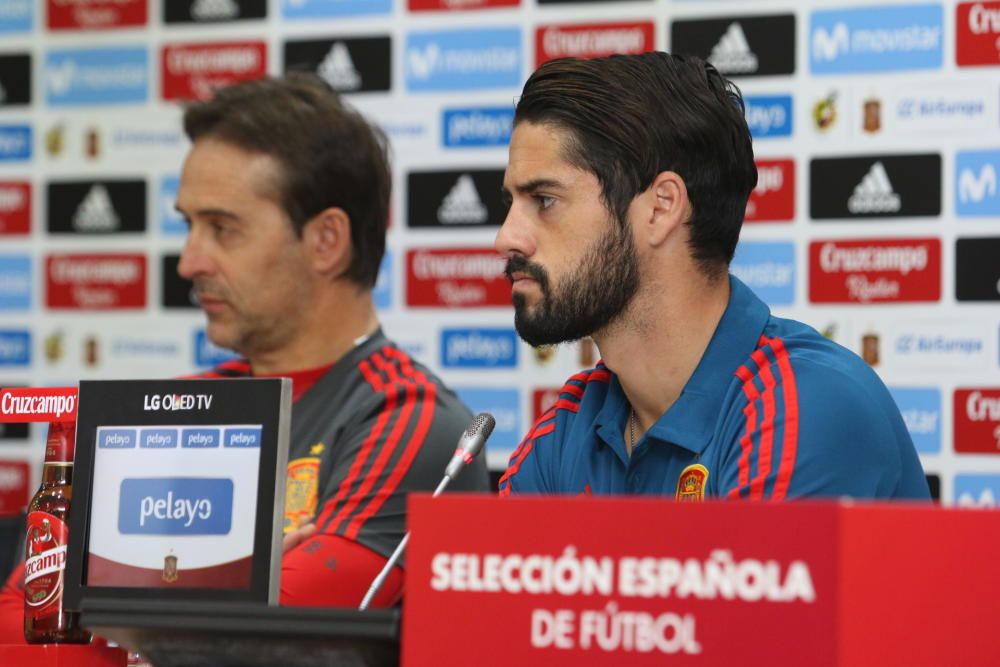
xmin=536 ymin=195 xmax=555 ymax=210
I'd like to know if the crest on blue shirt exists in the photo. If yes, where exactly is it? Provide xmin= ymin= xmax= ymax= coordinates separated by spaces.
xmin=676 ymin=464 xmax=709 ymax=502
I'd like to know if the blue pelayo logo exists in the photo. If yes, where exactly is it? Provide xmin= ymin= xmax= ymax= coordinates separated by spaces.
xmin=0 ymin=330 xmax=30 ymax=366
xmin=744 ymin=96 xmax=793 ymax=139
xmin=118 ymin=477 xmax=234 ymax=535
xmin=0 ymin=125 xmax=31 ymax=161
xmin=443 ymin=107 xmax=515 ymax=148
xmin=441 ymin=328 xmax=518 ymax=368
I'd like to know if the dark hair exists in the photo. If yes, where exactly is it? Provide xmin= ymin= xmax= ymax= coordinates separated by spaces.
xmin=514 ymin=52 xmax=757 ymax=275
xmin=183 ymin=73 xmax=390 ymax=289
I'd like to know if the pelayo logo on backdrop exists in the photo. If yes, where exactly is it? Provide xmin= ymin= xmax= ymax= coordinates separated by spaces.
xmin=283 ymin=36 xmax=391 ymax=94
xmin=405 ymin=28 xmax=521 ymax=91
xmin=744 ymin=95 xmax=793 ymax=139
xmin=441 ymin=328 xmax=518 ymax=369
xmin=955 ymin=150 xmax=1000 ymax=217
xmin=0 ymin=330 xmax=30 ymax=366
xmin=45 ymin=47 xmax=148 ymax=106
xmin=0 ymin=125 xmax=31 ymax=162
xmin=730 ymin=242 xmax=795 ymax=307
xmin=810 ymin=4 xmax=943 ymax=73
xmin=442 ymin=107 xmax=513 ymax=148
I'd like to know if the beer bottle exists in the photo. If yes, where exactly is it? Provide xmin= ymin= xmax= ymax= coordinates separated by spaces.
xmin=24 ymin=421 xmax=91 ymax=644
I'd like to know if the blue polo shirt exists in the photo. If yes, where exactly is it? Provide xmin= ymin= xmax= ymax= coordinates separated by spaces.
xmin=499 ymin=276 xmax=929 ymax=501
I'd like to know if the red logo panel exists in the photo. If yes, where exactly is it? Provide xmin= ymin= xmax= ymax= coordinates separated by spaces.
xmin=536 ymin=22 xmax=655 ymax=67
xmin=162 ymin=41 xmax=268 ymax=101
xmin=954 ymin=388 xmax=1000 ymax=453
xmin=532 ymin=388 xmax=561 ymax=423
xmin=409 ymin=0 xmax=518 ymax=11
xmin=0 ymin=182 xmax=30 ymax=235
xmin=0 ymin=387 xmax=78 ymax=423
xmin=406 ymin=248 xmax=510 ymax=308
xmin=46 ymin=254 xmax=147 ymax=310
xmin=47 ymin=0 xmax=147 ymax=30
xmin=957 ymin=2 xmax=1000 ymax=66
xmin=808 ymin=238 xmax=941 ymax=304
xmin=745 ymin=159 xmax=794 ymax=222
xmin=0 ymin=461 xmax=29 ymax=516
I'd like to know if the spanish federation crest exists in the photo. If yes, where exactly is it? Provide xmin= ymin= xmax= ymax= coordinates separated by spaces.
xmin=163 ymin=552 xmax=178 ymax=583
xmin=676 ymin=464 xmax=709 ymax=502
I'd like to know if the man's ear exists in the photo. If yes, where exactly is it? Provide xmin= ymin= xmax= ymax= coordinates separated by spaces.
xmin=302 ymin=207 xmax=352 ymax=277
xmin=639 ymin=171 xmax=691 ymax=248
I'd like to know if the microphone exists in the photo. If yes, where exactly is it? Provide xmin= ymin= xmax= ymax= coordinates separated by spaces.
xmin=358 ymin=412 xmax=495 ymax=611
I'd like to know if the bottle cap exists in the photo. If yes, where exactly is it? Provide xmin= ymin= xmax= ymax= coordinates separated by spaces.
xmin=43 ymin=421 xmax=76 ymax=464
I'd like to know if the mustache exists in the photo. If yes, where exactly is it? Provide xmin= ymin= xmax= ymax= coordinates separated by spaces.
xmin=504 ymin=255 xmax=549 ymax=288
xmin=190 ymin=280 xmax=229 ymax=303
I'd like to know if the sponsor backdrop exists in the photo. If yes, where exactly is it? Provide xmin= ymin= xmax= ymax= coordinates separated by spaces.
xmin=0 ymin=0 xmax=998 ymax=509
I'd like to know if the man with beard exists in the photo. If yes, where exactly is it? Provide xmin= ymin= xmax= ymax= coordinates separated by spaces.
xmin=0 ymin=74 xmax=489 ymax=642
xmin=496 ymin=53 xmax=929 ymax=501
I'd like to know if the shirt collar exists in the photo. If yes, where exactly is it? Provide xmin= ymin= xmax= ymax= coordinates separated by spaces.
xmin=596 ymin=275 xmax=771 ymax=455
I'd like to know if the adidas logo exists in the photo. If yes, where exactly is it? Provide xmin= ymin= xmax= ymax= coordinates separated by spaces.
xmin=318 ymin=43 xmax=361 ymax=92
xmin=437 ymin=175 xmax=488 ymax=225
xmin=709 ymin=22 xmax=759 ymax=74
xmin=191 ymin=0 xmax=240 ymax=20
xmin=958 ymin=164 xmax=997 ymax=204
xmin=72 ymin=185 xmax=121 ymax=232
xmin=847 ymin=162 xmax=901 ymax=214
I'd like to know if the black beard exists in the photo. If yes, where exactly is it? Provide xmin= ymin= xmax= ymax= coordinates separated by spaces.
xmin=505 ymin=222 xmax=640 ymax=347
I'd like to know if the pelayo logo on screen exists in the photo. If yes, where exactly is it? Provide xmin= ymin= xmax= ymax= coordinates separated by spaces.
xmin=441 ymin=329 xmax=518 ymax=369
xmin=46 ymin=253 xmax=147 ymax=309
xmin=406 ymin=248 xmax=509 ymax=308
xmin=810 ymin=4 xmax=943 ymax=73
xmin=809 ymin=238 xmax=940 ymax=304
xmin=45 ymin=47 xmax=148 ymax=106
xmin=406 ymin=28 xmax=521 ymax=91
xmin=118 ymin=478 xmax=234 ymax=536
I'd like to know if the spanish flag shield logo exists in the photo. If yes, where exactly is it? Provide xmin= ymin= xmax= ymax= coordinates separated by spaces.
xmin=676 ymin=464 xmax=709 ymax=502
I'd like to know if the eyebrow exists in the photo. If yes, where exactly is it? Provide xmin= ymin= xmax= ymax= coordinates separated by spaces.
xmin=174 ymin=204 xmax=242 ymax=222
xmin=501 ymin=178 xmax=566 ymax=199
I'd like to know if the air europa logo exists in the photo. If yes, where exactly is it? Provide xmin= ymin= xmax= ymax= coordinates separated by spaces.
xmin=535 ymin=22 xmax=653 ymax=66
xmin=143 ymin=393 xmax=214 ymax=411
xmin=809 ymin=238 xmax=941 ymax=304
xmin=744 ymin=95 xmax=792 ymax=138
